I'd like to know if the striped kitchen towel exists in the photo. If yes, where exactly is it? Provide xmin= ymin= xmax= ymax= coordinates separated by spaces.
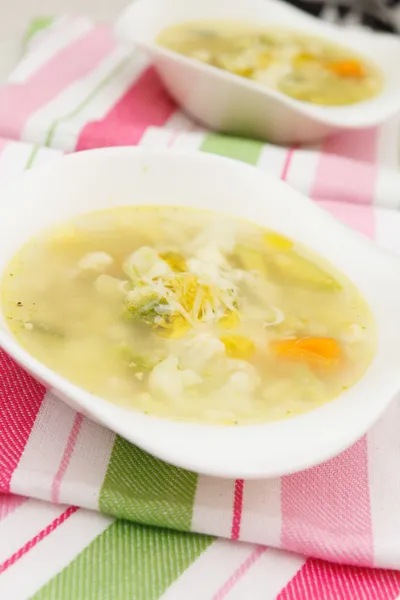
xmin=1 ymin=16 xmax=400 ymax=600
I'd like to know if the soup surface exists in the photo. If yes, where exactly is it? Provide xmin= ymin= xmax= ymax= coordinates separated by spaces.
xmin=157 ymin=21 xmax=382 ymax=106
xmin=2 ymin=207 xmax=375 ymax=425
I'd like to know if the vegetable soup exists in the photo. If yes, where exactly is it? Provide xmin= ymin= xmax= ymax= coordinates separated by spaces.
xmin=156 ymin=21 xmax=383 ymax=106
xmin=1 ymin=207 xmax=375 ymax=425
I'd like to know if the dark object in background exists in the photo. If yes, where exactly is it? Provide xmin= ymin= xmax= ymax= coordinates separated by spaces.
xmin=285 ymin=0 xmax=400 ymax=31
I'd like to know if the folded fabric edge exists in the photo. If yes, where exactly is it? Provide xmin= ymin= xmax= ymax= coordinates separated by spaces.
xmin=22 ymin=16 xmax=55 ymax=54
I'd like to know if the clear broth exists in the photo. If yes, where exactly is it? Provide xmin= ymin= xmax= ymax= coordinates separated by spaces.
xmin=1 ymin=206 xmax=376 ymax=425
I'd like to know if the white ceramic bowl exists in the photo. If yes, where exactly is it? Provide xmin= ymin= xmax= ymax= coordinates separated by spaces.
xmin=115 ymin=0 xmax=400 ymax=145
xmin=0 ymin=147 xmax=400 ymax=478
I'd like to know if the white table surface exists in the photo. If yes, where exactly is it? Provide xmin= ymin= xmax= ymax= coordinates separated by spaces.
xmin=0 ymin=0 xmax=130 ymax=81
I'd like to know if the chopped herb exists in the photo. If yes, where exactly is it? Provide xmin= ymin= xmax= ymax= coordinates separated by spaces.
xmin=194 ymin=29 xmax=216 ymax=38
xmin=116 ymin=343 xmax=161 ymax=372
xmin=30 ymin=321 xmax=65 ymax=339
xmin=124 ymin=295 xmax=169 ymax=327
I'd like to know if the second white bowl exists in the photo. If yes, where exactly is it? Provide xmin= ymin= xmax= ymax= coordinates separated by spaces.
xmin=115 ymin=0 xmax=400 ymax=144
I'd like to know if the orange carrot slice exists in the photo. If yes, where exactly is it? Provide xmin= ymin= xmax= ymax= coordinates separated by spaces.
xmin=327 ymin=59 xmax=365 ymax=79
xmin=270 ymin=337 xmax=343 ymax=370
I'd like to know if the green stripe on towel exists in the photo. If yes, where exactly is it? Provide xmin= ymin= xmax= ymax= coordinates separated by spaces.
xmin=23 ymin=17 xmax=54 ymax=50
xmin=99 ymin=436 xmax=198 ymax=531
xmin=201 ymin=133 xmax=263 ymax=165
xmin=31 ymin=521 xmax=213 ymax=600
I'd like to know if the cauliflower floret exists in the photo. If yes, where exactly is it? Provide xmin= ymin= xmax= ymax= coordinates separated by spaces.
xmin=252 ymin=61 xmax=291 ymax=87
xmin=227 ymin=359 xmax=261 ymax=390
xmin=125 ymin=285 xmax=158 ymax=305
xmin=181 ymin=369 xmax=203 ymax=387
xmin=123 ymin=247 xmax=171 ymax=281
xmin=149 ymin=357 xmax=182 ymax=399
xmin=187 ymin=259 xmax=220 ymax=283
xmin=78 ymin=252 xmax=113 ymax=272
xmin=187 ymin=259 xmax=236 ymax=293
xmin=226 ymin=371 xmax=254 ymax=395
xmin=94 ymin=274 xmax=127 ymax=297
xmin=180 ymin=334 xmax=225 ymax=372
xmin=196 ymin=245 xmax=228 ymax=268
xmin=148 ymin=356 xmax=202 ymax=399
xmin=124 ymin=247 xmax=157 ymax=277
xmin=207 ymin=364 xmax=259 ymax=415
xmin=218 ymin=362 xmax=260 ymax=402
xmin=146 ymin=259 xmax=172 ymax=280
